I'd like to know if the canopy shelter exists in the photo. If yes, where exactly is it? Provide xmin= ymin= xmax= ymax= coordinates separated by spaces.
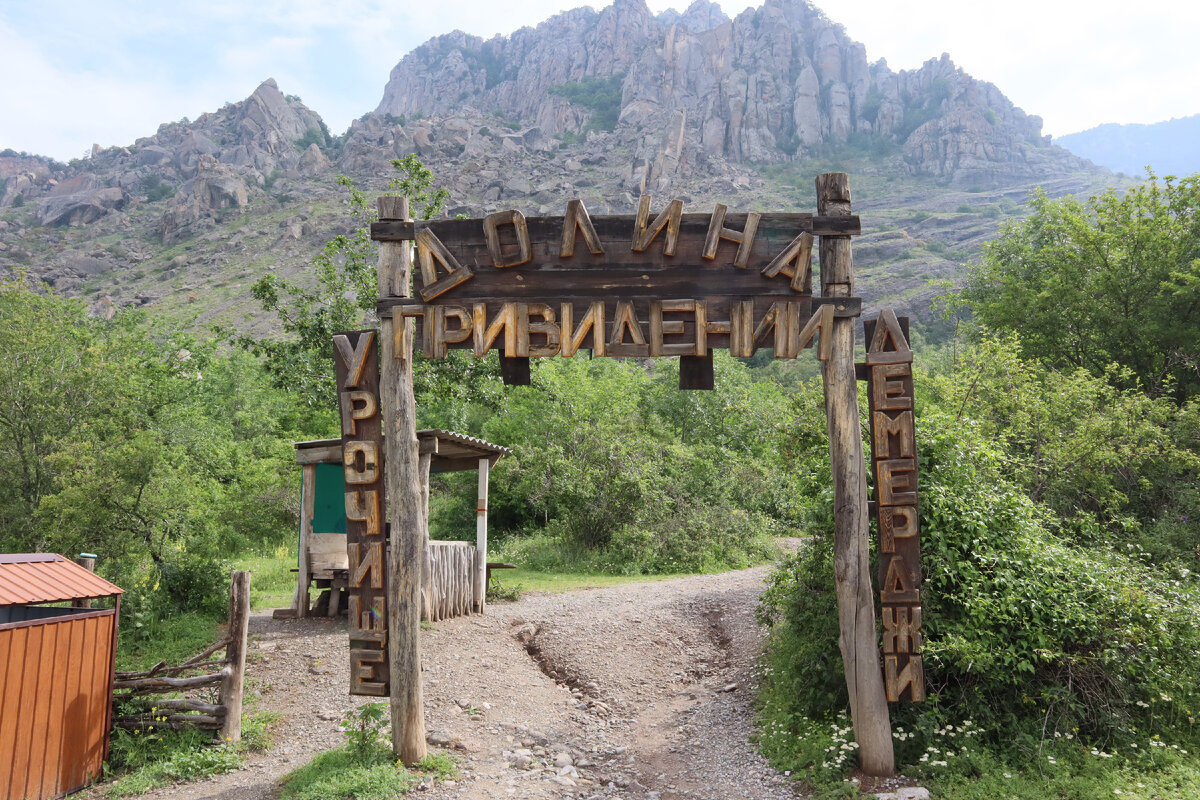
xmin=279 ymin=430 xmax=509 ymax=620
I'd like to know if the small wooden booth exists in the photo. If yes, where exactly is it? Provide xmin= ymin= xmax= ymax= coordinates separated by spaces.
xmin=283 ymin=429 xmax=509 ymax=621
xmin=0 ymin=554 xmax=123 ymax=800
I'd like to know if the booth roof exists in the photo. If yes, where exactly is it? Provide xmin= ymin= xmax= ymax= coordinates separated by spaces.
xmin=0 ymin=553 xmax=123 ymax=606
xmin=294 ymin=429 xmax=511 ymax=470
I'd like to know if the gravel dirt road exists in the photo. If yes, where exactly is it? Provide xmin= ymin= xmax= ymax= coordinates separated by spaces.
xmin=110 ymin=563 xmax=801 ymax=800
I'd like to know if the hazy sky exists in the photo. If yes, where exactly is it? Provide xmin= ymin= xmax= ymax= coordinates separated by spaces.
xmin=1 ymin=0 xmax=1196 ymax=161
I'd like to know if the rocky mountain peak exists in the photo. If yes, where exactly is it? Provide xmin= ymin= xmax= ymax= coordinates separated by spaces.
xmin=374 ymin=0 xmax=1087 ymax=187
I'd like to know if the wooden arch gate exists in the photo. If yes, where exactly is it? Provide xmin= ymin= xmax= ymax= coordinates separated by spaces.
xmin=335 ymin=173 xmax=923 ymax=777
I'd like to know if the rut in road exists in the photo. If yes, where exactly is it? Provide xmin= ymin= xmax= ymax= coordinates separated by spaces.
xmin=91 ymin=565 xmax=799 ymax=800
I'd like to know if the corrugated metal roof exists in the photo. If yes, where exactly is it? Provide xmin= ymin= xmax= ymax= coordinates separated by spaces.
xmin=0 ymin=554 xmax=123 ymax=606
xmin=294 ymin=430 xmax=511 ymax=457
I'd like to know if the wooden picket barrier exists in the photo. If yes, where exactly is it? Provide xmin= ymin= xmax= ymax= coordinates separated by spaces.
xmin=423 ymin=541 xmax=477 ymax=622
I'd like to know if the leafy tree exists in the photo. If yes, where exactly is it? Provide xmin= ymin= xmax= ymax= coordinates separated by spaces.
xmin=962 ymin=174 xmax=1200 ymax=399
xmin=237 ymin=155 xmax=462 ymax=411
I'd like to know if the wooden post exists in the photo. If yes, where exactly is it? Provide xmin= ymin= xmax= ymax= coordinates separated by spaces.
xmin=294 ymin=464 xmax=315 ymax=618
xmin=816 ymin=173 xmax=895 ymax=776
xmin=474 ymin=457 xmax=490 ymax=612
xmin=378 ymin=195 xmax=428 ymax=764
xmin=419 ymin=451 xmax=432 ymax=622
xmin=220 ymin=570 xmax=250 ymax=743
xmin=73 ymin=555 xmax=96 ymax=609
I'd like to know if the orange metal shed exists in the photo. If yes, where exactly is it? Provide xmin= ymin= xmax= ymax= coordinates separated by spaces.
xmin=0 ymin=554 xmax=122 ymax=800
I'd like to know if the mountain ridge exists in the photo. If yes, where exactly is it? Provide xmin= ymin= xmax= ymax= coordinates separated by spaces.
xmin=0 ymin=0 xmax=1115 ymax=334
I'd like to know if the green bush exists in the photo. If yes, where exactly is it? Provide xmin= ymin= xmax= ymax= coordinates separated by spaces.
xmin=757 ymin=402 xmax=1200 ymax=767
xmin=549 ymin=75 xmax=623 ymax=132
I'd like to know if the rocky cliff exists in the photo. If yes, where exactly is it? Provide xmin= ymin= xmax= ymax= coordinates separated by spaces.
xmin=376 ymin=0 xmax=1087 ymax=186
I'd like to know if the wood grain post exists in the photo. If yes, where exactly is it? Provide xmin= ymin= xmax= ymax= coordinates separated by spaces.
xmin=295 ymin=464 xmax=315 ymax=618
xmin=73 ymin=555 xmax=96 ymax=608
xmin=420 ymin=451 xmax=432 ymax=622
xmin=816 ymin=173 xmax=895 ymax=776
xmin=378 ymin=195 xmax=428 ymax=764
xmin=220 ymin=570 xmax=250 ymax=743
xmin=474 ymin=457 xmax=490 ymax=612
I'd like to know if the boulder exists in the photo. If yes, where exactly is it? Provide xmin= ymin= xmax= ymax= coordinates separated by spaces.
xmin=36 ymin=187 xmax=126 ymax=227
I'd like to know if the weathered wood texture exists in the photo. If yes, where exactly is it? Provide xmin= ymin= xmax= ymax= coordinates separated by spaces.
xmin=474 ymin=458 xmax=490 ymax=612
xmin=382 ymin=296 xmax=860 ymax=359
xmin=817 ymin=173 xmax=895 ymax=777
xmin=335 ymin=329 xmax=390 ymax=697
xmin=220 ymin=571 xmax=250 ymax=742
xmin=0 ymin=610 xmax=116 ymax=800
xmin=423 ymin=541 xmax=479 ymax=622
xmin=863 ymin=311 xmax=925 ymax=704
xmin=377 ymin=197 xmax=428 ymax=764
xmin=111 ymin=572 xmax=249 ymax=742
xmin=294 ymin=463 xmax=316 ymax=617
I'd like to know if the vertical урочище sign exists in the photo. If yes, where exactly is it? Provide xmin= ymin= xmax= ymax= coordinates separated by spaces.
xmin=864 ymin=310 xmax=925 ymax=702
xmin=334 ymin=330 xmax=390 ymax=697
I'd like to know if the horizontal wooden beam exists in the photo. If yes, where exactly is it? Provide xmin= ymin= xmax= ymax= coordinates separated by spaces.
xmin=371 ymin=213 xmax=861 ymax=243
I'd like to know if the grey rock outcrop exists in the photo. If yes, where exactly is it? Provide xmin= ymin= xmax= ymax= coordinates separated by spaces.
xmin=36 ymin=187 xmax=126 ymax=226
xmin=375 ymin=0 xmax=1086 ymax=185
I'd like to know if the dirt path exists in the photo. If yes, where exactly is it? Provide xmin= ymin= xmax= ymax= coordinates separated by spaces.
xmin=118 ymin=565 xmax=800 ymax=800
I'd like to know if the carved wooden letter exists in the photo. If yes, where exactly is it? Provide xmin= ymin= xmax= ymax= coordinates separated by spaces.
xmin=483 ymin=209 xmax=532 ymax=268
xmin=348 ymin=541 xmax=384 ymax=590
xmin=349 ymin=595 xmax=386 ymax=642
xmin=881 ymin=554 xmax=920 ymax=603
xmin=873 ymin=410 xmax=915 ymax=459
xmin=517 ymin=303 xmax=561 ymax=357
xmin=632 ymin=195 xmax=684 ymax=255
xmin=431 ymin=305 xmax=473 ymax=359
xmin=650 ymin=299 xmax=705 ymax=356
xmin=333 ymin=331 xmax=374 ymax=389
xmin=702 ymin=203 xmax=760 ymax=268
xmin=560 ymin=199 xmax=604 ymax=257
xmin=474 ymin=302 xmax=519 ymax=357
xmin=345 ymin=489 xmax=382 ymax=536
xmin=350 ymin=649 xmax=387 ymax=696
xmin=339 ymin=390 xmax=377 ymax=437
xmin=729 ymin=300 xmax=755 ymax=357
xmin=878 ymin=458 xmax=918 ymax=506
xmin=879 ymin=506 xmax=918 ymax=553
xmin=560 ymin=302 xmax=605 ymax=357
xmin=343 ymin=440 xmax=379 ymax=485
xmin=794 ymin=303 xmax=834 ymax=361
xmin=870 ymin=363 xmax=913 ymax=411
xmin=884 ymin=654 xmax=926 ymax=702
xmin=608 ymin=300 xmax=649 ymax=356
xmin=390 ymin=304 xmax=425 ymax=362
xmin=416 ymin=228 xmax=475 ymax=301
xmin=751 ymin=302 xmax=791 ymax=356
xmin=761 ymin=232 xmax=813 ymax=292
xmin=881 ymin=605 xmax=923 ymax=654
xmin=867 ymin=308 xmax=914 ymax=365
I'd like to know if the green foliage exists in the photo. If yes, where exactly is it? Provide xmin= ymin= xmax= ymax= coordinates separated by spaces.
xmin=237 ymin=155 xmax=461 ymax=412
xmin=342 ymin=702 xmax=389 ymax=760
xmin=106 ymin=727 xmax=242 ymax=797
xmin=448 ymin=355 xmax=791 ymax=573
xmin=962 ymin=173 xmax=1200 ymax=399
xmin=11 ymin=193 xmax=23 ymax=207
xmin=294 ymin=125 xmax=328 ymax=151
xmin=756 ymin=342 xmax=1200 ymax=789
xmin=0 ymin=278 xmax=311 ymax=654
xmin=280 ymin=746 xmax=416 ymax=799
xmin=140 ymin=174 xmax=175 ymax=202
xmin=549 ymin=75 xmax=624 ymax=132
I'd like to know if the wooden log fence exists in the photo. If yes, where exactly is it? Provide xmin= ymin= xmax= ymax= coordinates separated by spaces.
xmin=423 ymin=541 xmax=478 ymax=622
xmin=111 ymin=571 xmax=250 ymax=739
